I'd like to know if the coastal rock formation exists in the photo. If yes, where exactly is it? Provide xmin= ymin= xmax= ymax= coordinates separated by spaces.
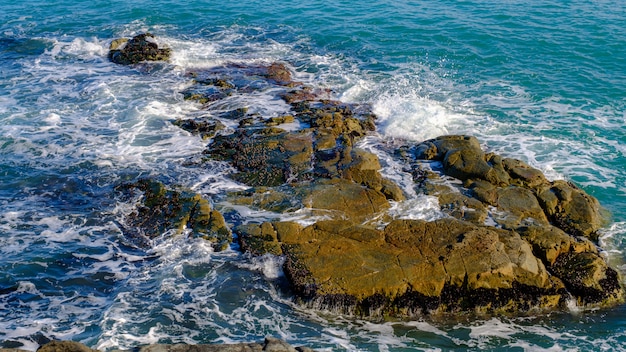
xmin=238 ymin=218 xmax=568 ymax=315
xmin=105 ymin=38 xmax=622 ymax=317
xmin=108 ymin=33 xmax=171 ymax=65
xmin=403 ymin=135 xmax=621 ymax=306
xmin=115 ymin=179 xmax=231 ymax=251
xmin=169 ymin=60 xmax=621 ymax=314
xmin=26 ymin=338 xmax=313 ymax=352
xmin=410 ymin=135 xmax=606 ymax=239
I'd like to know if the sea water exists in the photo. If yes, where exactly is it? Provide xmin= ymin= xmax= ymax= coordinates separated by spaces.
xmin=1 ymin=0 xmax=626 ymax=350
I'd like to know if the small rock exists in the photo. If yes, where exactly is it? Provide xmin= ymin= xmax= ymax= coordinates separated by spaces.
xmin=108 ymin=33 xmax=171 ymax=65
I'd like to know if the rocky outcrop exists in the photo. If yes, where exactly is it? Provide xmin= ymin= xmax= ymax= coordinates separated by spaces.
xmin=108 ymin=33 xmax=171 ymax=65
xmin=238 ymin=218 xmax=567 ymax=316
xmin=174 ymin=62 xmax=621 ymax=314
xmin=108 ymin=39 xmax=622 ymax=318
xmin=402 ymin=135 xmax=621 ymax=306
xmin=186 ymin=62 xmax=403 ymax=222
xmin=28 ymin=338 xmax=313 ymax=352
xmin=115 ymin=179 xmax=231 ymax=251
xmin=410 ymin=135 xmax=606 ymax=239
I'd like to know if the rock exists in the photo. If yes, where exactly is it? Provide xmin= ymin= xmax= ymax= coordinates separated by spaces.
xmin=115 ymin=179 xmax=231 ymax=251
xmin=208 ymin=129 xmax=314 ymax=187
xmin=518 ymin=225 xmax=596 ymax=265
xmin=264 ymin=62 xmax=295 ymax=85
xmin=552 ymin=252 xmax=622 ymax=305
xmin=402 ymin=135 xmax=623 ymax=309
xmin=35 ymin=338 xmax=314 ymax=352
xmin=502 ymin=158 xmax=547 ymax=188
xmin=492 ymin=186 xmax=549 ymax=229
xmin=173 ymin=118 xmax=225 ymax=139
xmin=517 ymin=225 xmax=621 ymax=304
xmin=238 ymin=218 xmax=572 ymax=316
xmin=37 ymin=341 xmax=98 ymax=352
xmin=537 ymin=180 xmax=606 ymax=240
xmin=108 ymin=33 xmax=171 ymax=65
xmin=265 ymin=115 xmax=295 ymax=126
xmin=413 ymin=135 xmax=607 ymax=240
xmin=437 ymin=190 xmax=488 ymax=224
xmin=302 ymin=179 xmax=390 ymax=223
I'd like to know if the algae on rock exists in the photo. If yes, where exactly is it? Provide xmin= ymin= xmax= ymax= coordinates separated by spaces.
xmin=116 ymin=179 xmax=231 ymax=251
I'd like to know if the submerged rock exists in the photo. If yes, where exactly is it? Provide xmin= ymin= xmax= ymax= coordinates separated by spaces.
xmin=115 ymin=179 xmax=231 ymax=251
xmin=108 ymin=33 xmax=171 ymax=65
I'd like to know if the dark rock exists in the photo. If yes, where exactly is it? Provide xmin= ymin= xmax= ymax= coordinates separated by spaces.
xmin=182 ymin=86 xmax=232 ymax=104
xmin=173 ymin=118 xmax=225 ymax=139
xmin=552 ymin=252 xmax=623 ymax=305
xmin=108 ymin=33 xmax=171 ymax=65
xmin=37 ymin=341 xmax=98 ymax=352
xmin=115 ymin=179 xmax=231 ymax=250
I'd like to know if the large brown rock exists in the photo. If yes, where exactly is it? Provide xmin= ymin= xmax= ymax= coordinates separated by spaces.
xmin=208 ymin=128 xmax=314 ymax=187
xmin=413 ymin=135 xmax=607 ymax=240
xmin=536 ymin=180 xmax=606 ymax=240
xmin=238 ymin=218 xmax=571 ymax=316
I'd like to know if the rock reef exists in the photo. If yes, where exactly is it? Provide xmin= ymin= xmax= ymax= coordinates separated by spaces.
xmin=110 ymin=34 xmax=623 ymax=321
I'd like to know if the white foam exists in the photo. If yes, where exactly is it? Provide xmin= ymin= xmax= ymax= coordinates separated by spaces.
xmin=599 ymin=222 xmax=626 ymax=276
xmin=374 ymin=95 xmax=470 ymax=142
xmin=356 ymin=135 xmax=418 ymax=199
xmin=386 ymin=197 xmax=445 ymax=222
xmin=237 ymin=254 xmax=285 ymax=279
xmin=468 ymin=318 xmax=517 ymax=340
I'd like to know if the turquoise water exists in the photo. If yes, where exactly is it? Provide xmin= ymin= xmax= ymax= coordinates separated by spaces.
xmin=1 ymin=0 xmax=626 ymax=350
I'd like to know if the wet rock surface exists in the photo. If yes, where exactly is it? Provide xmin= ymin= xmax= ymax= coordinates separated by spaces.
xmin=108 ymin=33 xmax=171 ymax=65
xmin=115 ymin=179 xmax=231 ymax=251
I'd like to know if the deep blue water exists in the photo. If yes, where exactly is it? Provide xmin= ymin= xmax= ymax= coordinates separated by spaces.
xmin=1 ymin=1 xmax=626 ymax=350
